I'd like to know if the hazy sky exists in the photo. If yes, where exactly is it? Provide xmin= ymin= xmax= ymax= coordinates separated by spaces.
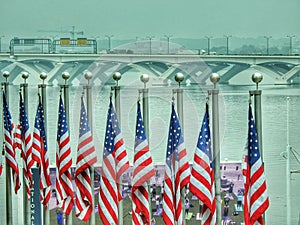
xmin=1 ymin=0 xmax=300 ymax=40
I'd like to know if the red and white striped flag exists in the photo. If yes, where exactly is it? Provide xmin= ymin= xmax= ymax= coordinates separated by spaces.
xmin=2 ymin=91 xmax=21 ymax=193
xmin=132 ymin=101 xmax=155 ymax=225
xmin=189 ymin=103 xmax=216 ymax=225
xmin=0 ymin=152 xmax=4 ymax=176
xmin=243 ymin=104 xmax=269 ymax=225
xmin=162 ymin=103 xmax=190 ymax=225
xmin=75 ymin=96 xmax=97 ymax=222
xmin=13 ymin=124 xmax=22 ymax=151
xmin=14 ymin=93 xmax=34 ymax=200
xmin=56 ymin=95 xmax=74 ymax=214
xmin=0 ymin=153 xmax=3 ymax=176
xmin=98 ymin=98 xmax=130 ymax=225
xmin=32 ymin=95 xmax=51 ymax=208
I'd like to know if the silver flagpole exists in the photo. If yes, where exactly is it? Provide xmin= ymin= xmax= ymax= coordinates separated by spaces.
xmin=286 ymin=97 xmax=291 ymax=225
xmin=20 ymin=71 xmax=31 ymax=225
xmin=111 ymin=72 xmax=123 ymax=225
xmin=2 ymin=71 xmax=13 ymax=225
xmin=249 ymin=72 xmax=265 ymax=223
xmin=249 ymin=73 xmax=263 ymax=162
xmin=84 ymin=71 xmax=95 ymax=225
xmin=208 ymin=73 xmax=221 ymax=225
xmin=39 ymin=72 xmax=50 ymax=225
xmin=61 ymin=72 xmax=73 ymax=225
xmin=139 ymin=74 xmax=152 ymax=221
xmin=173 ymin=72 xmax=186 ymax=225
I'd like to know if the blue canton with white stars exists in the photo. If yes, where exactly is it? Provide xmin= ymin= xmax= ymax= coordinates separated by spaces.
xmin=34 ymin=96 xmax=47 ymax=151
xmin=135 ymin=102 xmax=146 ymax=148
xmin=79 ymin=96 xmax=91 ymax=137
xmin=103 ymin=99 xmax=121 ymax=158
xmin=197 ymin=104 xmax=213 ymax=167
xmin=3 ymin=91 xmax=12 ymax=132
xmin=19 ymin=93 xmax=30 ymax=139
xmin=248 ymin=105 xmax=261 ymax=166
xmin=57 ymin=96 xmax=68 ymax=140
xmin=166 ymin=103 xmax=183 ymax=168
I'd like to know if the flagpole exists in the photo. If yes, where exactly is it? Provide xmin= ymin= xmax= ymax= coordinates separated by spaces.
xmin=249 ymin=72 xmax=266 ymax=224
xmin=2 ymin=71 xmax=13 ymax=225
xmin=61 ymin=72 xmax=73 ymax=225
xmin=249 ymin=72 xmax=263 ymax=161
xmin=139 ymin=74 xmax=152 ymax=220
xmin=286 ymin=97 xmax=291 ymax=225
xmin=208 ymin=73 xmax=222 ymax=225
xmin=173 ymin=72 xmax=186 ymax=225
xmin=20 ymin=71 xmax=31 ymax=225
xmin=111 ymin=72 xmax=123 ymax=225
xmin=84 ymin=71 xmax=95 ymax=225
xmin=39 ymin=72 xmax=50 ymax=225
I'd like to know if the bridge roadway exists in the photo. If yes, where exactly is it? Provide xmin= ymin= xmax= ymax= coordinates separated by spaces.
xmin=1 ymin=53 xmax=300 ymax=85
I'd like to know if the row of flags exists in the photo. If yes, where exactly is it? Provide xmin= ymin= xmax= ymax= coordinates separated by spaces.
xmin=1 ymin=89 xmax=269 ymax=225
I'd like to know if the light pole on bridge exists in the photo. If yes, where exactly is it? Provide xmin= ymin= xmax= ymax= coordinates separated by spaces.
xmin=146 ymin=36 xmax=154 ymax=55
xmin=164 ymin=35 xmax=172 ymax=54
xmin=264 ymin=36 xmax=272 ymax=55
xmin=287 ymin=35 xmax=295 ymax=55
xmin=105 ymin=35 xmax=114 ymax=53
xmin=0 ymin=35 xmax=4 ymax=53
xmin=205 ymin=36 xmax=213 ymax=55
xmin=224 ymin=35 xmax=232 ymax=55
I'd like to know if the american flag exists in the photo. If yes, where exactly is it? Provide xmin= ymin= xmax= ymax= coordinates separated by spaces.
xmin=16 ymin=92 xmax=34 ymax=200
xmin=132 ymin=101 xmax=155 ymax=225
xmin=189 ymin=103 xmax=216 ymax=225
xmin=75 ymin=96 xmax=97 ymax=222
xmin=162 ymin=103 xmax=190 ymax=225
xmin=0 ymin=152 xmax=3 ymax=176
xmin=98 ymin=98 xmax=130 ymax=225
xmin=13 ymin=124 xmax=22 ymax=151
xmin=32 ymin=95 xmax=51 ymax=207
xmin=56 ymin=95 xmax=74 ymax=215
xmin=243 ymin=104 xmax=269 ymax=225
xmin=2 ymin=91 xmax=21 ymax=193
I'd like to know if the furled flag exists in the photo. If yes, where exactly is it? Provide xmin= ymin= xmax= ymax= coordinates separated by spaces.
xmin=243 ymin=104 xmax=269 ymax=225
xmin=56 ymin=95 xmax=74 ymax=215
xmin=2 ymin=91 xmax=21 ymax=193
xmin=98 ymin=98 xmax=130 ymax=225
xmin=132 ymin=101 xmax=155 ymax=225
xmin=32 ymin=95 xmax=51 ymax=208
xmin=13 ymin=124 xmax=22 ymax=151
xmin=15 ymin=92 xmax=34 ymax=200
xmin=189 ymin=103 xmax=216 ymax=225
xmin=0 ymin=152 xmax=3 ymax=176
xmin=75 ymin=96 xmax=97 ymax=222
xmin=0 ymin=151 xmax=4 ymax=176
xmin=162 ymin=103 xmax=190 ymax=225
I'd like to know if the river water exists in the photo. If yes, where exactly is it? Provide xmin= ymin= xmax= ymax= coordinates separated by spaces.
xmin=2 ymin=72 xmax=300 ymax=224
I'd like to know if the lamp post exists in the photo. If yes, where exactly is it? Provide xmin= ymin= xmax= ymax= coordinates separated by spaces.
xmin=146 ymin=36 xmax=154 ymax=55
xmin=205 ymin=36 xmax=213 ymax=55
xmin=287 ymin=35 xmax=295 ymax=55
xmin=224 ymin=35 xmax=232 ymax=55
xmin=92 ymin=36 xmax=100 ymax=52
xmin=264 ymin=36 xmax=272 ymax=55
xmin=0 ymin=35 xmax=4 ymax=53
xmin=164 ymin=35 xmax=172 ymax=54
xmin=105 ymin=35 xmax=113 ymax=53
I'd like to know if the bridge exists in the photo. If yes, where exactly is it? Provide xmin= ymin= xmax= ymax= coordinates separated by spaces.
xmin=1 ymin=53 xmax=300 ymax=85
